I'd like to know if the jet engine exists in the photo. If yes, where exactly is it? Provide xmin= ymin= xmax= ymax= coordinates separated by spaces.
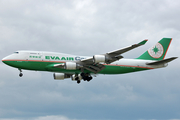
xmin=65 ymin=62 xmax=77 ymax=70
xmin=93 ymin=55 xmax=113 ymax=63
xmin=54 ymin=62 xmax=81 ymax=70
xmin=93 ymin=55 xmax=106 ymax=63
xmin=53 ymin=73 xmax=70 ymax=80
xmin=93 ymin=54 xmax=123 ymax=64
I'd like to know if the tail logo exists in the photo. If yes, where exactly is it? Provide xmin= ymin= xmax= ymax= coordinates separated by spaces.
xmin=148 ymin=43 xmax=164 ymax=58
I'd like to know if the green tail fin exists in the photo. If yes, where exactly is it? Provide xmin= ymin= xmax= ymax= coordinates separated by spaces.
xmin=137 ymin=38 xmax=172 ymax=60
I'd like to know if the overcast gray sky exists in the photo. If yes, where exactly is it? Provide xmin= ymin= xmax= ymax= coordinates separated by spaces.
xmin=0 ymin=0 xmax=180 ymax=120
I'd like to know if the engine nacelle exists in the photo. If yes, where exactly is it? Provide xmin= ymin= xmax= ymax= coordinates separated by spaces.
xmin=65 ymin=62 xmax=77 ymax=70
xmin=93 ymin=55 xmax=106 ymax=63
xmin=53 ymin=73 xmax=70 ymax=80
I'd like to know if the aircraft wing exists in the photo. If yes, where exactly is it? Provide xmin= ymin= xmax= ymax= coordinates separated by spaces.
xmin=78 ymin=39 xmax=148 ymax=73
xmin=107 ymin=39 xmax=148 ymax=56
xmin=80 ymin=39 xmax=148 ymax=64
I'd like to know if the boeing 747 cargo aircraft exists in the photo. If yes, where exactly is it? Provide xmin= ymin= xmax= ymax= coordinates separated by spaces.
xmin=2 ymin=38 xmax=177 ymax=83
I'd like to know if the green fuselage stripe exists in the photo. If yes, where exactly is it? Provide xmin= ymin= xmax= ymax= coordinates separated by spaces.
xmin=3 ymin=60 xmax=152 ymax=74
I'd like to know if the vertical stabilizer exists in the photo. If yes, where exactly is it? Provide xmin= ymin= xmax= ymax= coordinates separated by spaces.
xmin=137 ymin=38 xmax=172 ymax=60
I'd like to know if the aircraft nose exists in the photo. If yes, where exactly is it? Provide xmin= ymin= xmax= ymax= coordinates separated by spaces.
xmin=2 ymin=56 xmax=9 ymax=64
xmin=2 ymin=54 xmax=20 ymax=68
xmin=2 ymin=55 xmax=13 ymax=65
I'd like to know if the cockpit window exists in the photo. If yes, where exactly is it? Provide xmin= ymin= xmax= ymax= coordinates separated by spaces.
xmin=14 ymin=52 xmax=19 ymax=54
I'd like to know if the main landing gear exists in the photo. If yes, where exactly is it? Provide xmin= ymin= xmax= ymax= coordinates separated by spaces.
xmin=81 ymin=73 xmax=93 ymax=82
xmin=72 ymin=73 xmax=93 ymax=84
xmin=18 ymin=68 xmax=23 ymax=77
xmin=74 ymin=76 xmax=81 ymax=84
xmin=77 ymin=80 xmax=81 ymax=84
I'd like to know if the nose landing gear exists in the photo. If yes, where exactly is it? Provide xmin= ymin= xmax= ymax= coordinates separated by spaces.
xmin=18 ymin=68 xmax=23 ymax=77
xmin=19 ymin=73 xmax=23 ymax=77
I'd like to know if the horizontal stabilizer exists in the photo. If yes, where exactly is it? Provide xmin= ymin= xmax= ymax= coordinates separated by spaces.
xmin=146 ymin=57 xmax=178 ymax=65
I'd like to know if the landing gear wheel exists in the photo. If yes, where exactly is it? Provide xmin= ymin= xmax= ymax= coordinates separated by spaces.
xmin=19 ymin=73 xmax=23 ymax=77
xmin=75 ymin=77 xmax=79 ymax=80
xmin=77 ymin=80 xmax=81 ymax=84
xmin=81 ymin=73 xmax=85 ymax=76
xmin=89 ymin=76 xmax=92 ymax=80
xmin=18 ymin=68 xmax=23 ymax=77
xmin=87 ymin=76 xmax=92 ymax=82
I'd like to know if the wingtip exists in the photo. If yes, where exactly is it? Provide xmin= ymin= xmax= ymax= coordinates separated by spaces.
xmin=138 ymin=39 xmax=148 ymax=45
xmin=173 ymin=57 xmax=178 ymax=59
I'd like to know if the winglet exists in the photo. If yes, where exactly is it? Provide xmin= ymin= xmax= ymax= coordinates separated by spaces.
xmin=138 ymin=39 xmax=148 ymax=45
